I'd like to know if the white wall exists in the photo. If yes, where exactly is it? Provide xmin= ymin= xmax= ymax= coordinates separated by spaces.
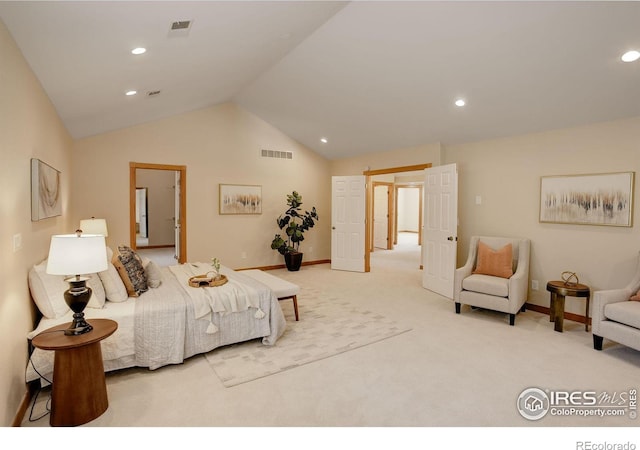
xmin=444 ymin=117 xmax=640 ymax=314
xmin=397 ymin=187 xmax=420 ymax=232
xmin=0 ymin=20 xmax=73 ymax=426
xmin=71 ymin=103 xmax=332 ymax=269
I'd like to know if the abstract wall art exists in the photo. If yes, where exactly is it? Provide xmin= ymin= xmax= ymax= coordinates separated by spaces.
xmin=539 ymin=171 xmax=634 ymax=227
xmin=31 ymin=158 xmax=62 ymax=221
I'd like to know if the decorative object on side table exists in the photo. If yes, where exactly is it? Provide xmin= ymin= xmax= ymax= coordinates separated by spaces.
xmin=561 ymin=271 xmax=579 ymax=286
xmin=270 ymin=191 xmax=319 ymax=271
xmin=46 ymin=231 xmax=108 ymax=335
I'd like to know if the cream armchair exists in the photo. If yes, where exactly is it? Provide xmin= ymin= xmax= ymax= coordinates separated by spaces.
xmin=592 ymin=252 xmax=640 ymax=352
xmin=454 ymin=236 xmax=530 ymax=326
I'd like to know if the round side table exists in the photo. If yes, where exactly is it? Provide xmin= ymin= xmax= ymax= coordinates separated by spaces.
xmin=546 ymin=281 xmax=590 ymax=333
xmin=31 ymin=318 xmax=117 ymax=426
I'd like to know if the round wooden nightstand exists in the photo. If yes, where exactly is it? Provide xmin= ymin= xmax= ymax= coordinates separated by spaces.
xmin=546 ymin=281 xmax=590 ymax=333
xmin=31 ymin=318 xmax=117 ymax=426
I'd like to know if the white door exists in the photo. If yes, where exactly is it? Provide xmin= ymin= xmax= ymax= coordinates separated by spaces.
xmin=373 ymin=185 xmax=389 ymax=249
xmin=136 ymin=188 xmax=148 ymax=238
xmin=331 ymin=176 xmax=366 ymax=272
xmin=422 ymin=164 xmax=458 ymax=298
xmin=174 ymin=171 xmax=181 ymax=262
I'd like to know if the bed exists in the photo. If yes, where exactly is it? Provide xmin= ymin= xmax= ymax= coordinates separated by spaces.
xmin=26 ymin=249 xmax=286 ymax=384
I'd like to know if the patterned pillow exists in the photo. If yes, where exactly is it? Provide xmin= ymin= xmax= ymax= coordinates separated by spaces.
xmin=112 ymin=246 xmax=148 ymax=297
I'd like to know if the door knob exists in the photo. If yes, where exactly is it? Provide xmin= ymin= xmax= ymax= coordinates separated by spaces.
xmin=447 ymin=236 xmax=457 ymax=241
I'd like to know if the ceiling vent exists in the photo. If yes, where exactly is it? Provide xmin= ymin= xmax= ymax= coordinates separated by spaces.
xmin=169 ymin=20 xmax=192 ymax=38
xmin=261 ymin=149 xmax=293 ymax=160
xmin=171 ymin=20 xmax=192 ymax=30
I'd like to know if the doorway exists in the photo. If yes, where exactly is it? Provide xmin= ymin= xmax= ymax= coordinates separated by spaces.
xmin=363 ymin=164 xmax=431 ymax=272
xmin=394 ymin=184 xmax=423 ymax=247
xmin=129 ymin=162 xmax=187 ymax=264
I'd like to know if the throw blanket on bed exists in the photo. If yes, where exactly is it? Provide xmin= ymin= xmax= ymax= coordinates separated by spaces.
xmin=134 ymin=269 xmax=189 ymax=369
xmin=169 ymin=263 xmax=266 ymax=334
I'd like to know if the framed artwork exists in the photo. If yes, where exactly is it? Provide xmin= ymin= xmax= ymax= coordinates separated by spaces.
xmin=31 ymin=158 xmax=62 ymax=221
xmin=219 ymin=184 xmax=262 ymax=215
xmin=539 ymin=171 xmax=634 ymax=227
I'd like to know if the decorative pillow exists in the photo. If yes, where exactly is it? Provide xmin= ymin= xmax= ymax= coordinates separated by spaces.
xmin=99 ymin=247 xmax=129 ymax=303
xmin=142 ymin=258 xmax=162 ymax=289
xmin=112 ymin=246 xmax=148 ymax=297
xmin=630 ymin=291 xmax=640 ymax=301
xmin=473 ymin=242 xmax=514 ymax=279
xmin=28 ymin=259 xmax=106 ymax=319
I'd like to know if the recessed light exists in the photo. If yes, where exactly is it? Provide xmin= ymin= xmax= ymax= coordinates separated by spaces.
xmin=621 ymin=50 xmax=640 ymax=63
xmin=455 ymin=99 xmax=466 ymax=107
xmin=320 ymin=138 xmax=328 ymax=144
xmin=131 ymin=47 xmax=146 ymax=55
xmin=125 ymin=90 xmax=137 ymax=96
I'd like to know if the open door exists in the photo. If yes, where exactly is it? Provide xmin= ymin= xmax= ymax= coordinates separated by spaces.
xmin=174 ymin=171 xmax=181 ymax=262
xmin=331 ymin=175 xmax=366 ymax=272
xmin=373 ymin=183 xmax=392 ymax=250
xmin=422 ymin=163 xmax=458 ymax=298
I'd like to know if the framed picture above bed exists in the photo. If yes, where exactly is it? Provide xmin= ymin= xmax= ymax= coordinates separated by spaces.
xmin=219 ymin=184 xmax=262 ymax=215
xmin=31 ymin=158 xmax=62 ymax=221
xmin=539 ymin=171 xmax=634 ymax=227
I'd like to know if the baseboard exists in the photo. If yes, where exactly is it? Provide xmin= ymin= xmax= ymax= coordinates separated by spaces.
xmin=525 ymin=302 xmax=591 ymax=326
xmin=137 ymin=244 xmax=174 ymax=249
xmin=237 ymin=259 xmax=331 ymax=272
xmin=12 ymin=382 xmax=38 ymax=427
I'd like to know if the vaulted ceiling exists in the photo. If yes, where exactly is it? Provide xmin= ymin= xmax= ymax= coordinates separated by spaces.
xmin=1 ymin=1 xmax=639 ymax=159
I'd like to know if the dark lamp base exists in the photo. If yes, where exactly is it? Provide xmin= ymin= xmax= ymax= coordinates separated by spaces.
xmin=63 ymin=277 xmax=94 ymax=336
xmin=65 ymin=314 xmax=93 ymax=336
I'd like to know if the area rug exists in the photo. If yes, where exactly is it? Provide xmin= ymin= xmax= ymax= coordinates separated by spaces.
xmin=204 ymin=288 xmax=412 ymax=387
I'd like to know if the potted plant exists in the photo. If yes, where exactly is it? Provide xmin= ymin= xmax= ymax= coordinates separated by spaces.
xmin=270 ymin=191 xmax=319 ymax=271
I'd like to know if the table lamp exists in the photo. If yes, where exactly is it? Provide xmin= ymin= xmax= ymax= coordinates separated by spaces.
xmin=46 ymin=232 xmax=108 ymax=335
xmin=79 ymin=217 xmax=108 ymax=236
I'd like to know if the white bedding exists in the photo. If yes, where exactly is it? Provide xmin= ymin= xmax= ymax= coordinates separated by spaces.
xmin=26 ymin=265 xmax=286 ymax=383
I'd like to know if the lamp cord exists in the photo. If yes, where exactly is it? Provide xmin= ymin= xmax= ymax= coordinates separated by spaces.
xmin=26 ymin=329 xmax=66 ymax=422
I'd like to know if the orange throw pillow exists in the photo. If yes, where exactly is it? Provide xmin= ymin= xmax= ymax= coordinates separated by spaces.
xmin=630 ymin=291 xmax=640 ymax=301
xmin=473 ymin=242 xmax=514 ymax=278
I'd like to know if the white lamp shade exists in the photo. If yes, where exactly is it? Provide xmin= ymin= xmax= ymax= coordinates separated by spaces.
xmin=46 ymin=234 xmax=108 ymax=275
xmin=79 ymin=218 xmax=108 ymax=236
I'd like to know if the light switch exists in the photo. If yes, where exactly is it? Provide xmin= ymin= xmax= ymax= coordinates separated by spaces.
xmin=13 ymin=233 xmax=22 ymax=252
xmin=475 ymin=195 xmax=482 ymax=205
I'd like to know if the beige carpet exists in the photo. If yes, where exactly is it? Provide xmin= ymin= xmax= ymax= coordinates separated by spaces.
xmin=20 ymin=234 xmax=640 ymax=440
xmin=205 ymin=288 xmax=411 ymax=387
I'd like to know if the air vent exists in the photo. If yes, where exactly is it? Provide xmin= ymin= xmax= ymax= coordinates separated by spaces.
xmin=171 ymin=20 xmax=191 ymax=30
xmin=147 ymin=90 xmax=161 ymax=97
xmin=261 ymin=149 xmax=293 ymax=160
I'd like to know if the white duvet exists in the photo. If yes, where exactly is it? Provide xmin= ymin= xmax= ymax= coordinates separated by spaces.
xmin=26 ymin=265 xmax=286 ymax=383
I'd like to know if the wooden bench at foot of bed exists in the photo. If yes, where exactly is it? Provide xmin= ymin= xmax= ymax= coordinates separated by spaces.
xmin=241 ymin=270 xmax=300 ymax=321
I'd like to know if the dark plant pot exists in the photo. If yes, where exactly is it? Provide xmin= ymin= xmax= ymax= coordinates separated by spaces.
xmin=284 ymin=252 xmax=303 ymax=271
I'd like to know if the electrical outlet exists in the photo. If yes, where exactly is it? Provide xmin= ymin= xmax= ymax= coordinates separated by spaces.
xmin=241 ymin=252 xmax=247 ymax=259
xmin=531 ymin=280 xmax=539 ymax=291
